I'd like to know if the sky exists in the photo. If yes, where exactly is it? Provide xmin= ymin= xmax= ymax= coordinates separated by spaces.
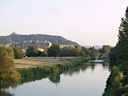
xmin=0 ymin=0 xmax=128 ymax=46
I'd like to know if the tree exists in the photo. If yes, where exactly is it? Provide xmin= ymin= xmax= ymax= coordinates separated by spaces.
xmin=47 ymin=44 xmax=60 ymax=58
xmin=87 ymin=47 xmax=99 ymax=60
xmin=85 ymin=54 xmax=90 ymax=61
xmin=81 ymin=46 xmax=87 ymax=54
xmin=109 ymin=48 xmax=117 ymax=66
xmin=103 ymin=7 xmax=128 ymax=96
xmin=114 ymin=7 xmax=128 ymax=66
xmin=13 ymin=48 xmax=23 ymax=59
xmin=59 ymin=47 xmax=71 ymax=57
xmin=0 ymin=45 xmax=14 ymax=83
xmin=37 ymin=50 xmax=47 ymax=57
xmin=70 ymin=48 xmax=79 ymax=56
xmin=0 ymin=45 xmax=14 ymax=73
xmin=26 ymin=46 xmax=38 ymax=57
xmin=100 ymin=45 xmax=111 ymax=54
xmin=59 ymin=46 xmax=84 ymax=57
xmin=98 ymin=45 xmax=111 ymax=60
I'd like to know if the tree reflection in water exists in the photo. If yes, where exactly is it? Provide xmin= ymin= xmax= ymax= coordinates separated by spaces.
xmin=0 ymin=81 xmax=21 ymax=96
xmin=0 ymin=88 xmax=14 ymax=96
xmin=48 ymin=73 xmax=60 ymax=83
xmin=2 ymin=62 xmax=110 ymax=96
xmin=62 ymin=63 xmax=109 ymax=76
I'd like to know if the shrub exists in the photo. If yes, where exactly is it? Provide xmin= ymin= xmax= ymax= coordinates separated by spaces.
xmin=9 ymin=71 xmax=21 ymax=82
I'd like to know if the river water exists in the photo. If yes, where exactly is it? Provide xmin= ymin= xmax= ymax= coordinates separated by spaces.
xmin=3 ymin=63 xmax=110 ymax=96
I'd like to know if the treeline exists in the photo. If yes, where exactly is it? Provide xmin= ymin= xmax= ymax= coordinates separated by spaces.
xmin=103 ymin=7 xmax=128 ymax=96
xmin=0 ymin=42 xmax=111 ymax=85
xmin=13 ymin=44 xmax=111 ymax=60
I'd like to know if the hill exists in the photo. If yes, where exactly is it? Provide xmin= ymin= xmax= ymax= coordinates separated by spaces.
xmin=0 ymin=33 xmax=79 ymax=46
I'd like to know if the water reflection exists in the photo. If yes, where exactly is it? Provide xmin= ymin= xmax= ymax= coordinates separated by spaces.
xmin=1 ymin=62 xmax=110 ymax=96
xmin=48 ymin=73 xmax=60 ymax=83
xmin=63 ymin=63 xmax=110 ymax=77
xmin=0 ymin=81 xmax=21 ymax=96
xmin=0 ymin=88 xmax=14 ymax=96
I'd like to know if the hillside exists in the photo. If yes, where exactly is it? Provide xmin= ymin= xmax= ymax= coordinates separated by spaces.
xmin=0 ymin=33 xmax=79 ymax=46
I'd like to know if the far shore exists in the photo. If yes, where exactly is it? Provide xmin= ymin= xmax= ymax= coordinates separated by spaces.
xmin=14 ymin=57 xmax=80 ymax=69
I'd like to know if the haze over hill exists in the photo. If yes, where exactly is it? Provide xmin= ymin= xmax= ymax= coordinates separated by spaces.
xmin=0 ymin=32 xmax=79 ymax=46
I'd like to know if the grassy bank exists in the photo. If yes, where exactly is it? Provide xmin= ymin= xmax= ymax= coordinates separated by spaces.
xmin=14 ymin=57 xmax=79 ymax=68
xmin=17 ymin=57 xmax=86 ymax=83
xmin=1 ymin=57 xmax=86 ymax=87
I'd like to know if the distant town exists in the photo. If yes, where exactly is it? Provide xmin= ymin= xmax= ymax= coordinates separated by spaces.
xmin=6 ymin=40 xmax=52 ymax=53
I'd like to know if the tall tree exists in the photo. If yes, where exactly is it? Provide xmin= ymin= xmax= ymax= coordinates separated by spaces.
xmin=0 ymin=45 xmax=14 ymax=73
xmin=47 ymin=44 xmax=60 ymax=58
xmin=103 ymin=7 xmax=128 ymax=96
xmin=26 ymin=46 xmax=38 ymax=57
xmin=87 ymin=47 xmax=99 ymax=60
xmin=13 ymin=48 xmax=23 ymax=59
xmin=114 ymin=7 xmax=128 ymax=67
xmin=100 ymin=45 xmax=111 ymax=54
xmin=0 ymin=45 xmax=14 ymax=83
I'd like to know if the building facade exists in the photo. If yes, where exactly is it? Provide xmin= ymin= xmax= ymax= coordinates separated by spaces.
xmin=11 ymin=40 xmax=52 ymax=51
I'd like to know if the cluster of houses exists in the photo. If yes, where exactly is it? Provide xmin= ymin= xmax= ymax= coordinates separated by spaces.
xmin=6 ymin=40 xmax=52 ymax=53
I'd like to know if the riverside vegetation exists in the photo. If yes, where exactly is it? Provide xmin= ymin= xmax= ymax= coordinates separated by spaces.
xmin=1 ymin=57 xmax=86 ymax=87
xmin=17 ymin=57 xmax=86 ymax=84
xmin=1 ymin=59 xmax=108 ymax=96
xmin=103 ymin=7 xmax=128 ymax=96
xmin=0 ymin=42 xmax=110 ymax=86
xmin=0 ymin=43 xmax=86 ymax=86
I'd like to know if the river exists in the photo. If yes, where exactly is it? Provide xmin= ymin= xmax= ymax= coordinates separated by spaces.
xmin=2 ymin=63 xmax=110 ymax=96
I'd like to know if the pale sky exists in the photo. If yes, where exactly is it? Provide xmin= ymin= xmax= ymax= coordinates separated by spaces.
xmin=0 ymin=0 xmax=127 ymax=46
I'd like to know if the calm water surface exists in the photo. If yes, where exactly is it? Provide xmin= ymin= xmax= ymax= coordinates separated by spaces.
xmin=5 ymin=63 xmax=110 ymax=96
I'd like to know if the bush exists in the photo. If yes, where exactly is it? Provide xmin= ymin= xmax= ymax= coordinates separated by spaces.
xmin=9 ymin=71 xmax=21 ymax=82
xmin=103 ymin=67 xmax=123 ymax=96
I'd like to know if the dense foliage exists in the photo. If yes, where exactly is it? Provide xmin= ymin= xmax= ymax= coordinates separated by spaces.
xmin=60 ymin=46 xmax=84 ymax=57
xmin=0 ymin=45 xmax=21 ymax=84
xmin=99 ymin=45 xmax=111 ymax=54
xmin=26 ymin=46 xmax=38 ymax=57
xmin=47 ymin=44 xmax=60 ymax=57
xmin=26 ymin=46 xmax=47 ymax=57
xmin=37 ymin=50 xmax=47 ymax=57
xmin=24 ymin=43 xmax=110 ymax=60
xmin=0 ymin=45 xmax=14 ymax=73
xmin=114 ymin=7 xmax=128 ymax=67
xmin=13 ymin=48 xmax=23 ymax=59
xmin=103 ymin=67 xmax=123 ymax=96
xmin=103 ymin=7 xmax=128 ymax=96
xmin=87 ymin=47 xmax=99 ymax=60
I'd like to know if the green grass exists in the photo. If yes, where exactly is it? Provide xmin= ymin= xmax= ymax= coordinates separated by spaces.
xmin=14 ymin=57 xmax=80 ymax=68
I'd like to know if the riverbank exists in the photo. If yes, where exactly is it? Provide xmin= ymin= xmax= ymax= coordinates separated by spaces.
xmin=17 ymin=57 xmax=86 ymax=83
xmin=2 ymin=61 xmax=110 ymax=96
xmin=1 ymin=57 xmax=86 ymax=87
xmin=103 ymin=66 xmax=123 ymax=96
xmin=103 ymin=66 xmax=128 ymax=96
xmin=14 ymin=57 xmax=80 ymax=68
